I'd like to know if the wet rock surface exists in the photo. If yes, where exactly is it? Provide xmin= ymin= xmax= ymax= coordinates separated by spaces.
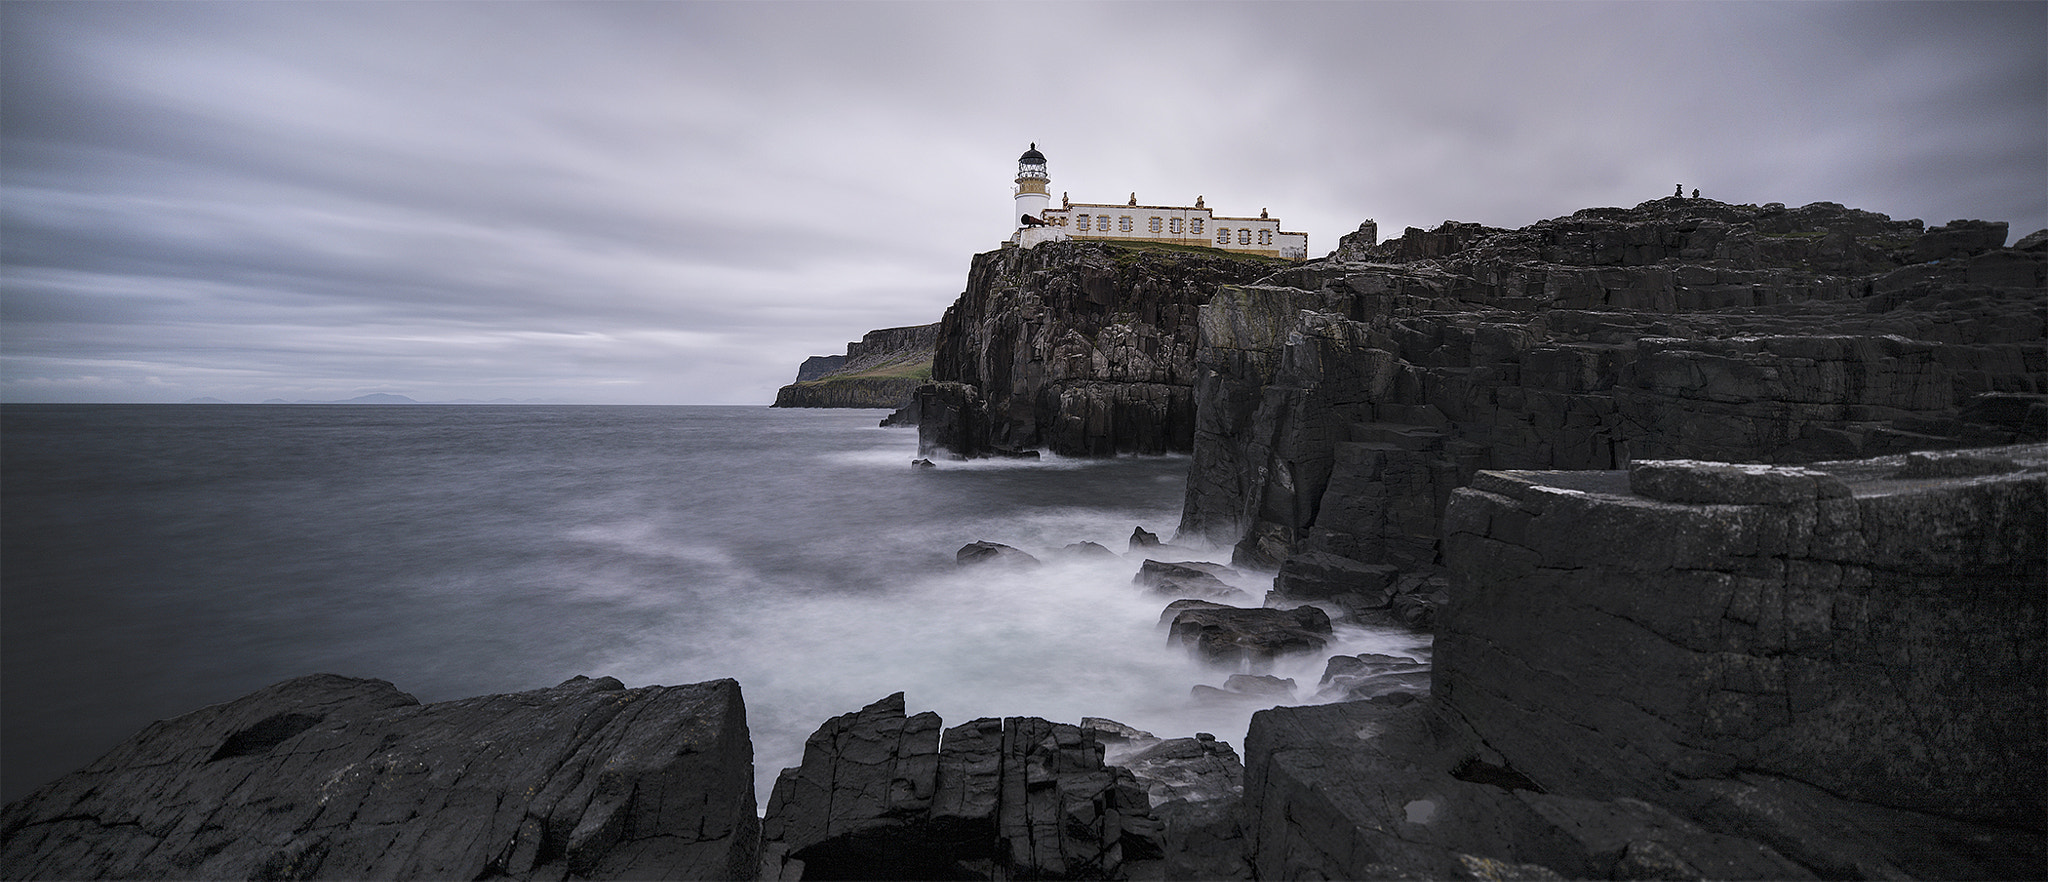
xmin=1131 ymin=558 xmax=1251 ymax=602
xmin=0 ymin=675 xmax=760 ymax=881
xmin=757 ymin=694 xmax=1163 ymax=881
xmin=1165 ymin=604 xmax=1333 ymax=669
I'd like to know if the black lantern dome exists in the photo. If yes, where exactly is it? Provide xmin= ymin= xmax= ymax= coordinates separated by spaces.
xmin=1016 ymin=143 xmax=1048 ymax=181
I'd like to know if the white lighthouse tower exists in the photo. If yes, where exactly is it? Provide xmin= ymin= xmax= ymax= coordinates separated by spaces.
xmin=1014 ymin=143 xmax=1051 ymax=228
xmin=1010 ymin=143 xmax=1069 ymax=248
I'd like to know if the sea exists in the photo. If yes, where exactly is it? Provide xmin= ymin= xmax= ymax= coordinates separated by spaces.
xmin=1 ymin=404 xmax=1428 ymax=805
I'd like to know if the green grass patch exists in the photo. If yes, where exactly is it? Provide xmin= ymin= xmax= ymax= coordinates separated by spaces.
xmin=802 ymin=357 xmax=932 ymax=385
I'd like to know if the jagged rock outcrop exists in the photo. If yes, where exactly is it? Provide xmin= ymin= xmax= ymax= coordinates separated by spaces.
xmin=757 ymin=694 xmax=1163 ymax=881
xmin=1242 ymin=443 xmax=2046 ymax=880
xmin=917 ymin=240 xmax=1285 ymax=457
xmin=1179 ymin=199 xmax=2047 ymax=574
xmin=0 ymin=675 xmax=759 ymax=881
xmin=773 ymin=323 xmax=939 ymax=410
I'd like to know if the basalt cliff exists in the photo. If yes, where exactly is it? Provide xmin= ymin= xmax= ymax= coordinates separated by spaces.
xmin=917 ymin=241 xmax=1289 ymax=457
xmin=771 ymin=323 xmax=939 ymax=410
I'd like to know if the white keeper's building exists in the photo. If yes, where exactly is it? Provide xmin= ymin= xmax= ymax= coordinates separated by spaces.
xmin=1007 ymin=143 xmax=1308 ymax=260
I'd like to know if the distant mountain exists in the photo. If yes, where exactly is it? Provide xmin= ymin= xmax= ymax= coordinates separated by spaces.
xmin=256 ymin=393 xmax=423 ymax=404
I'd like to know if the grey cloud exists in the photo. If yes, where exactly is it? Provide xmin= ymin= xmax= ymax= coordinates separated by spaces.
xmin=2 ymin=1 xmax=2040 ymax=404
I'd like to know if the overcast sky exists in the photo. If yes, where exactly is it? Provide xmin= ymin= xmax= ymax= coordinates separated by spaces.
xmin=4 ymin=1 xmax=2042 ymax=404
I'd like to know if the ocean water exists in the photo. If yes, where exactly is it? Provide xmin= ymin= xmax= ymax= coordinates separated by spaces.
xmin=1 ymin=404 xmax=1427 ymax=805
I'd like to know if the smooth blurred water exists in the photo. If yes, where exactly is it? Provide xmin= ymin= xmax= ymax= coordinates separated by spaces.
xmin=1 ymin=404 xmax=1426 ymax=805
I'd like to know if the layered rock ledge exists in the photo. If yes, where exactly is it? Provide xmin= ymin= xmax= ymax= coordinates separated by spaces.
xmin=1245 ymin=442 xmax=2046 ymax=880
xmin=0 ymin=675 xmax=759 ymax=881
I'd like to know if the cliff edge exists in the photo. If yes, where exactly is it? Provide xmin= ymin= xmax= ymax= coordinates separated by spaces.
xmin=772 ymin=323 xmax=939 ymax=410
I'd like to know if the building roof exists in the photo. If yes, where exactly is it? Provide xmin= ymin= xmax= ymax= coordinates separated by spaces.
xmin=1018 ymin=143 xmax=1045 ymax=164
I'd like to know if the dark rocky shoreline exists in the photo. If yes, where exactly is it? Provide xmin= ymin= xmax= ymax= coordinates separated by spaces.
xmin=7 ymin=199 xmax=2043 ymax=879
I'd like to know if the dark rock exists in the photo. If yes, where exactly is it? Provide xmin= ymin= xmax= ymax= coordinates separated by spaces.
xmin=1389 ymin=578 xmax=1450 ymax=630
xmin=1628 ymin=459 xmax=1851 ymax=504
xmin=1165 ymin=605 xmax=1332 ymax=669
xmin=1081 ymin=717 xmax=1156 ymax=749
xmin=1912 ymin=219 xmax=2010 ymax=262
xmin=1120 ymin=736 xmax=1251 ymax=881
xmin=755 ymin=693 xmax=944 ymax=879
xmin=880 ymin=399 xmax=919 ymax=427
xmin=911 ymin=458 xmax=935 ymax=469
xmin=1128 ymin=526 xmax=1161 ymax=550
xmin=1440 ymin=443 xmax=2047 ymax=835
xmin=758 ymin=695 xmax=1163 ymax=881
xmin=1060 ymin=540 xmax=1117 ymax=559
xmin=1221 ymin=674 xmax=1296 ymax=699
xmin=1243 ymin=700 xmax=1812 ymax=881
xmin=955 ymin=541 xmax=1039 ymax=568
xmin=916 ymin=381 xmax=989 ymax=459
xmin=922 ymin=240 xmax=1284 ymax=458
xmin=794 ymin=354 xmax=847 ymax=382
xmin=1889 ymin=449 xmax=2026 ymax=479
xmin=1132 ymin=559 xmax=1248 ymax=602
xmin=2016 ymin=228 xmax=2048 ymax=252
xmin=1179 ymin=198 xmax=2045 ymax=574
xmin=1272 ymin=549 xmax=1399 ymax=602
xmin=1316 ymin=652 xmax=1432 ymax=702
xmin=0 ymin=675 xmax=759 ymax=881
xmin=1157 ymin=598 xmax=1232 ymax=628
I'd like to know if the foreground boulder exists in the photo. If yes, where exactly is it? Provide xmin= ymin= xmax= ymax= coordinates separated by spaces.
xmin=1165 ymin=604 xmax=1332 ymax=669
xmin=0 ymin=675 xmax=759 ymax=881
xmin=758 ymin=694 xmax=1162 ymax=880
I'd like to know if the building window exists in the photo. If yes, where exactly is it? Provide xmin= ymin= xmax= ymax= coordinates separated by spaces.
xmin=1119 ymin=216 xmax=1133 ymax=232
xmin=1239 ymin=229 xmax=1252 ymax=245
xmin=1169 ymin=218 xmax=1183 ymax=234
xmin=1216 ymin=228 xmax=1230 ymax=245
xmin=1190 ymin=219 xmax=1204 ymax=235
xmin=1077 ymin=215 xmax=1090 ymax=231
xmin=1258 ymin=229 xmax=1273 ymax=246
xmin=1148 ymin=217 xmax=1162 ymax=233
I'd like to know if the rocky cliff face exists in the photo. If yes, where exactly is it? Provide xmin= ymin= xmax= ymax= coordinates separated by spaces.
xmin=1180 ymin=199 xmax=2047 ymax=568
xmin=772 ymin=323 xmax=939 ymax=410
xmin=0 ymin=675 xmax=759 ymax=881
xmin=916 ymin=241 xmax=1285 ymax=457
xmin=1243 ymin=444 xmax=2046 ymax=881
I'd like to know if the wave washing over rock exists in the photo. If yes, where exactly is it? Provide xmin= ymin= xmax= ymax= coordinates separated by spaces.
xmin=6 ymin=199 xmax=2044 ymax=880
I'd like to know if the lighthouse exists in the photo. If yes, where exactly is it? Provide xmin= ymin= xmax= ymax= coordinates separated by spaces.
xmin=1013 ymin=143 xmax=1050 ymax=229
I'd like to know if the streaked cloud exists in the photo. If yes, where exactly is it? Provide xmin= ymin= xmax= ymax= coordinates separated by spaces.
xmin=3 ymin=1 xmax=2041 ymax=403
